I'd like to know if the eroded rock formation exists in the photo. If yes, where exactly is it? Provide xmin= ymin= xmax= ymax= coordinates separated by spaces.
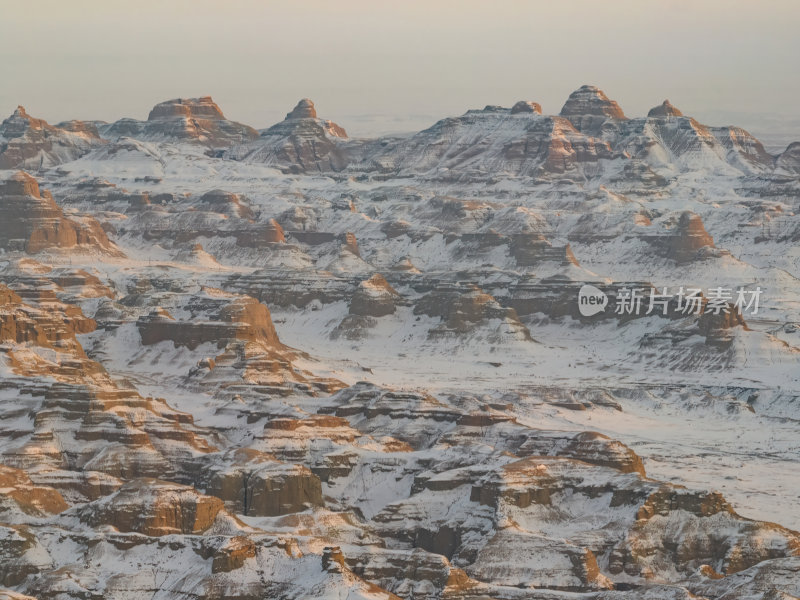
xmin=0 ymin=171 xmax=121 ymax=255
xmin=0 ymin=106 xmax=104 ymax=170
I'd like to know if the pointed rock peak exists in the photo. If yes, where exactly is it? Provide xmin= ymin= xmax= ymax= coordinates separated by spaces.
xmin=2 ymin=105 xmax=51 ymax=136
xmin=147 ymin=96 xmax=225 ymax=121
xmin=285 ymin=98 xmax=317 ymax=120
xmin=667 ymin=211 xmax=715 ymax=263
xmin=511 ymin=100 xmax=542 ymax=115
xmin=270 ymin=98 xmax=347 ymax=138
xmin=648 ymin=99 xmax=684 ymax=118
xmin=559 ymin=85 xmax=627 ymax=119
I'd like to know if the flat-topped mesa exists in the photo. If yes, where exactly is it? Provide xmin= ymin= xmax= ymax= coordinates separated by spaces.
xmin=147 ymin=96 xmax=226 ymax=121
xmin=137 ymin=294 xmax=282 ymax=350
xmin=104 ymin=96 xmax=258 ymax=147
xmin=647 ymin=99 xmax=684 ymax=118
xmin=77 ymin=479 xmax=229 ymax=536
xmin=285 ymin=98 xmax=317 ymax=120
xmin=560 ymin=85 xmax=627 ymax=120
xmin=510 ymin=100 xmax=543 ymax=115
xmin=55 ymin=119 xmax=102 ymax=137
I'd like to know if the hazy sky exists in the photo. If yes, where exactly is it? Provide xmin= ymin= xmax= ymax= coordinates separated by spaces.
xmin=2 ymin=1 xmax=799 ymax=140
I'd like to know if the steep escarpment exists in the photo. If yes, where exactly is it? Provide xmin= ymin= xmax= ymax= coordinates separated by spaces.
xmin=0 ymin=171 xmax=121 ymax=255
xmin=137 ymin=294 xmax=281 ymax=350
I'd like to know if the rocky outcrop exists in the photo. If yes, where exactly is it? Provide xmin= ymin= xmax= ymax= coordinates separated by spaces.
xmin=414 ymin=284 xmax=532 ymax=340
xmin=648 ymin=99 xmax=685 ymax=118
xmin=0 ymin=525 xmax=50 ymax=587
xmin=560 ymin=85 xmax=627 ymax=134
xmin=618 ymin=494 xmax=800 ymax=577
xmin=102 ymin=187 xmax=290 ymax=256
xmin=137 ymin=294 xmax=281 ymax=350
xmin=610 ymin=105 xmax=774 ymax=173
xmin=146 ymin=96 xmax=226 ymax=121
xmin=332 ymin=274 xmax=403 ymax=340
xmin=516 ymin=430 xmax=646 ymax=475
xmin=0 ymin=591 xmax=39 ymax=600
xmin=711 ymin=125 xmax=774 ymax=167
xmin=699 ymin=302 xmax=748 ymax=347
xmin=211 ymin=536 xmax=256 ymax=573
xmin=354 ymin=106 xmax=615 ymax=179
xmin=104 ymin=96 xmax=259 ymax=147
xmin=469 ymin=529 xmax=612 ymax=591
xmin=0 ymin=282 xmax=94 ymax=357
xmin=225 ymin=99 xmax=349 ymax=173
xmin=206 ymin=455 xmax=323 ymax=516
xmin=0 ymin=171 xmax=121 ymax=255
xmin=0 ymin=464 xmax=69 ymax=516
xmin=0 ymin=278 xmax=216 ymax=489
xmin=560 ymin=85 xmax=628 ymax=120
xmin=285 ymin=98 xmax=318 ymax=120
xmin=510 ymin=100 xmax=542 ymax=114
xmin=236 ymin=218 xmax=285 ymax=247
xmin=646 ymin=211 xmax=716 ymax=263
xmin=78 ymin=479 xmax=227 ymax=535
xmin=668 ymin=211 xmax=715 ymax=262
xmin=510 ymin=233 xmax=579 ymax=266
xmin=0 ymin=106 xmax=104 ymax=170
xmin=128 ymin=287 xmax=344 ymax=398
xmin=283 ymin=98 xmax=347 ymax=138
xmin=349 ymin=274 xmax=400 ymax=317
xmin=775 ymin=141 xmax=800 ymax=173
xmin=199 ymin=189 xmax=255 ymax=219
